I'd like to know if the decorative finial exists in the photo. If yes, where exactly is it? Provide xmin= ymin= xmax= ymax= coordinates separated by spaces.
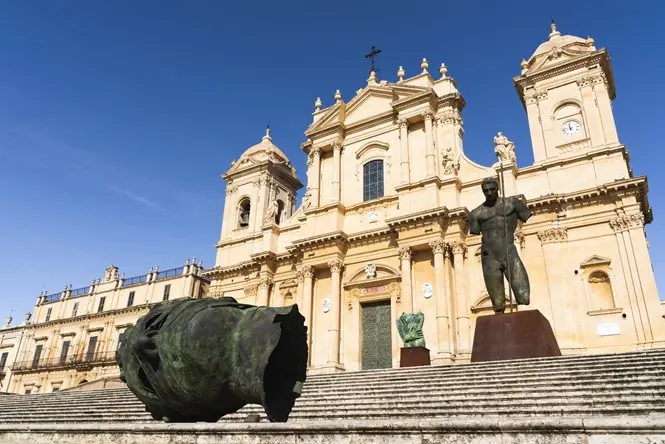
xmin=439 ymin=63 xmax=448 ymax=79
xmin=520 ymin=58 xmax=529 ymax=74
xmin=185 ymin=259 xmax=190 ymax=265
xmin=192 ymin=257 xmax=196 ymax=264
xmin=397 ymin=66 xmax=405 ymax=82
xmin=549 ymin=17 xmax=561 ymax=39
xmin=585 ymin=36 xmax=595 ymax=48
xmin=121 ymin=273 xmax=125 ymax=279
xmin=149 ymin=267 xmax=153 ymax=272
xmin=154 ymin=266 xmax=159 ymax=272
xmin=262 ymin=125 xmax=271 ymax=141
xmin=314 ymin=97 xmax=322 ymax=112
xmin=334 ymin=89 xmax=342 ymax=103
xmin=421 ymin=58 xmax=429 ymax=74
xmin=367 ymin=70 xmax=377 ymax=85
xmin=198 ymin=260 xmax=203 ymax=267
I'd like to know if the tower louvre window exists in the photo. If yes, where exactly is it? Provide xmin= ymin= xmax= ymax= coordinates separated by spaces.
xmin=238 ymin=198 xmax=251 ymax=228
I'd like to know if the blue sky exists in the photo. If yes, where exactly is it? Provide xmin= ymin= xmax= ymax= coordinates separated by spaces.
xmin=0 ymin=1 xmax=663 ymax=320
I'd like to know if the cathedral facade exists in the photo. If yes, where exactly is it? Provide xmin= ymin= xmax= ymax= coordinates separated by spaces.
xmin=208 ymin=24 xmax=665 ymax=373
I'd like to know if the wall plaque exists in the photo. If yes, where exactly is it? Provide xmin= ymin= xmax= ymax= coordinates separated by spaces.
xmin=422 ymin=283 xmax=433 ymax=299
xmin=322 ymin=298 xmax=331 ymax=313
xmin=597 ymin=323 xmax=620 ymax=337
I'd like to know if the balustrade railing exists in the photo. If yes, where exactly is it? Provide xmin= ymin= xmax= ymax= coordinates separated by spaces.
xmin=11 ymin=351 xmax=117 ymax=372
xmin=43 ymin=292 xmax=61 ymax=303
xmin=123 ymin=274 xmax=147 ymax=286
xmin=70 ymin=286 xmax=89 ymax=297
xmin=156 ymin=267 xmax=183 ymax=280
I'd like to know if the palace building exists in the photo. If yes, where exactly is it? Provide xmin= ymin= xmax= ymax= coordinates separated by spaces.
xmin=0 ymin=262 xmax=208 ymax=393
xmin=207 ymin=23 xmax=665 ymax=373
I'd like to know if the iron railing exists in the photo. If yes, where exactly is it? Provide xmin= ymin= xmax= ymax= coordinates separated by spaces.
xmin=11 ymin=351 xmax=117 ymax=373
xmin=156 ymin=267 xmax=183 ymax=280
xmin=43 ymin=292 xmax=61 ymax=303
xmin=123 ymin=274 xmax=147 ymax=286
xmin=70 ymin=286 xmax=89 ymax=297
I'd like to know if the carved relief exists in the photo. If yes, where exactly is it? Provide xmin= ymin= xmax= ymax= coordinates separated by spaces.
xmin=244 ymin=284 xmax=259 ymax=297
xmin=537 ymin=227 xmax=568 ymax=243
xmin=515 ymin=230 xmax=526 ymax=250
xmin=387 ymin=282 xmax=401 ymax=304
xmin=365 ymin=263 xmax=377 ymax=279
xmin=610 ymin=213 xmax=645 ymax=232
xmin=493 ymin=132 xmax=517 ymax=163
xmin=441 ymin=146 xmax=460 ymax=176
xmin=348 ymin=288 xmax=360 ymax=310
xmin=556 ymin=138 xmax=591 ymax=153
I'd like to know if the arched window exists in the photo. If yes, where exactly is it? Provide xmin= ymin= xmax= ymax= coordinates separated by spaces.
xmin=587 ymin=270 xmax=615 ymax=311
xmin=363 ymin=160 xmax=384 ymax=202
xmin=276 ymin=199 xmax=285 ymax=224
xmin=238 ymin=198 xmax=251 ymax=228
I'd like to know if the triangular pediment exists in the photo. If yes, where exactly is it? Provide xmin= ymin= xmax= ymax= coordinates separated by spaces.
xmin=307 ymin=102 xmax=345 ymax=134
xmin=225 ymin=156 xmax=258 ymax=175
xmin=343 ymin=87 xmax=396 ymax=125
xmin=529 ymin=47 xmax=597 ymax=73
xmin=580 ymin=255 xmax=611 ymax=268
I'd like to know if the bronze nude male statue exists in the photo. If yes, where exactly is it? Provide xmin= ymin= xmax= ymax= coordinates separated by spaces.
xmin=469 ymin=176 xmax=532 ymax=313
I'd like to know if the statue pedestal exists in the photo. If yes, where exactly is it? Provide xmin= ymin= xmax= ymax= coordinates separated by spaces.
xmin=400 ymin=347 xmax=431 ymax=368
xmin=471 ymin=310 xmax=561 ymax=363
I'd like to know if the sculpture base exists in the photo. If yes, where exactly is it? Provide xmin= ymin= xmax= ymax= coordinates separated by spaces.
xmin=400 ymin=347 xmax=431 ymax=368
xmin=471 ymin=310 xmax=561 ymax=363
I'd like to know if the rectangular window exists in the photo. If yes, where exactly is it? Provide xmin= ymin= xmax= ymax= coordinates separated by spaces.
xmin=86 ymin=336 xmax=98 ymax=362
xmin=97 ymin=297 xmax=106 ymax=313
xmin=59 ymin=340 xmax=70 ymax=364
xmin=45 ymin=308 xmax=52 ymax=322
xmin=127 ymin=291 xmax=135 ymax=307
xmin=0 ymin=352 xmax=8 ymax=369
xmin=117 ymin=332 xmax=126 ymax=351
xmin=163 ymin=284 xmax=171 ymax=301
xmin=363 ymin=160 xmax=384 ymax=202
xmin=32 ymin=344 xmax=43 ymax=369
xmin=72 ymin=302 xmax=79 ymax=317
xmin=52 ymin=387 xmax=60 ymax=392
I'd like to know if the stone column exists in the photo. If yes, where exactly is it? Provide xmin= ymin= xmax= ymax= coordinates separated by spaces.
xmin=301 ymin=265 xmax=314 ymax=363
xmin=429 ymin=239 xmax=451 ymax=360
xmin=309 ymin=147 xmax=321 ymax=208
xmin=332 ymin=143 xmax=342 ymax=202
xmin=398 ymin=247 xmax=413 ymax=314
xmin=295 ymin=268 xmax=305 ymax=310
xmin=327 ymin=259 xmax=343 ymax=364
xmin=423 ymin=111 xmax=435 ymax=177
xmin=257 ymin=276 xmax=272 ymax=307
xmin=398 ymin=118 xmax=410 ymax=184
xmin=452 ymin=241 xmax=471 ymax=357
xmin=252 ymin=177 xmax=267 ymax=231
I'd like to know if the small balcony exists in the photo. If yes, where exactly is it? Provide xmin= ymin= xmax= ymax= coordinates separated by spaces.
xmin=11 ymin=351 xmax=118 ymax=373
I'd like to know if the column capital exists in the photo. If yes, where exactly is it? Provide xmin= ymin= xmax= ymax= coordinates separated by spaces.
xmin=328 ymin=259 xmax=344 ymax=273
xmin=451 ymin=241 xmax=467 ymax=257
xmin=332 ymin=141 xmax=343 ymax=152
xmin=429 ymin=239 xmax=447 ymax=254
xmin=398 ymin=117 xmax=409 ymax=129
xmin=311 ymin=146 xmax=321 ymax=157
xmin=421 ymin=110 xmax=434 ymax=121
xmin=610 ymin=213 xmax=644 ymax=232
xmin=537 ymin=227 xmax=568 ymax=244
xmin=398 ymin=246 xmax=412 ymax=260
xmin=301 ymin=265 xmax=314 ymax=279
xmin=258 ymin=277 xmax=273 ymax=289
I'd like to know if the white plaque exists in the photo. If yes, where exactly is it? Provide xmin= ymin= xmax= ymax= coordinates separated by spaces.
xmin=597 ymin=323 xmax=620 ymax=337
xmin=422 ymin=283 xmax=433 ymax=299
xmin=322 ymin=298 xmax=331 ymax=313
xmin=368 ymin=211 xmax=378 ymax=223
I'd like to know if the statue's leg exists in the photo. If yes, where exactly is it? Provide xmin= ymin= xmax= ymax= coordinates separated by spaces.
xmin=506 ymin=245 xmax=530 ymax=305
xmin=482 ymin=255 xmax=505 ymax=312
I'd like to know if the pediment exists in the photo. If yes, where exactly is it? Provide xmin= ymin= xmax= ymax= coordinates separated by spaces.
xmin=225 ymin=156 xmax=258 ymax=175
xmin=345 ymin=263 xmax=400 ymax=287
xmin=580 ymin=255 xmax=611 ymax=269
xmin=343 ymin=87 xmax=396 ymax=126
xmin=529 ymin=47 xmax=596 ymax=73
xmin=307 ymin=102 xmax=346 ymax=134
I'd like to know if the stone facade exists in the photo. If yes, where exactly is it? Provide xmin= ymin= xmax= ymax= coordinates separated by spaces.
xmin=207 ymin=24 xmax=665 ymax=373
xmin=0 ymin=262 xmax=208 ymax=393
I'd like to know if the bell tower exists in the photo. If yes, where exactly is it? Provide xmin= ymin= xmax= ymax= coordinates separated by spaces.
xmin=218 ymin=129 xmax=302 ymax=244
xmin=514 ymin=22 xmax=620 ymax=163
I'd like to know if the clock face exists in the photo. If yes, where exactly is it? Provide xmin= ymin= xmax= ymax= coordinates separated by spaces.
xmin=561 ymin=120 xmax=581 ymax=137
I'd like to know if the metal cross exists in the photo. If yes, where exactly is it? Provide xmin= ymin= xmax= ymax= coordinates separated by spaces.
xmin=364 ymin=46 xmax=382 ymax=73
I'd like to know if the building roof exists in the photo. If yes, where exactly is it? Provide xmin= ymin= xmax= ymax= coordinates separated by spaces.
xmin=237 ymin=128 xmax=290 ymax=164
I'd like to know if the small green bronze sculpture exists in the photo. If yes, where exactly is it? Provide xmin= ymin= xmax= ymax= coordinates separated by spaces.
xmin=116 ymin=297 xmax=308 ymax=423
xmin=397 ymin=312 xmax=426 ymax=348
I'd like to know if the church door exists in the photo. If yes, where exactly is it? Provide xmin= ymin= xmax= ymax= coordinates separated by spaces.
xmin=360 ymin=300 xmax=392 ymax=370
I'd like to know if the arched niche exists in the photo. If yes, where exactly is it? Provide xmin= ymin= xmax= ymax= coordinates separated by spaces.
xmin=237 ymin=197 xmax=251 ymax=228
xmin=579 ymin=255 xmax=620 ymax=314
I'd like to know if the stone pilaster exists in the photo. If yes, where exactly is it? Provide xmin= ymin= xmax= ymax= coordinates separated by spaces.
xmin=452 ymin=241 xmax=470 ymax=359
xmin=429 ymin=239 xmax=452 ymax=361
xmin=398 ymin=247 xmax=413 ymax=314
xmin=309 ymin=147 xmax=321 ymax=208
xmin=327 ymin=259 xmax=344 ymax=364
xmin=398 ymin=118 xmax=410 ymax=184
xmin=301 ymin=265 xmax=314 ymax=364
xmin=332 ymin=143 xmax=342 ymax=202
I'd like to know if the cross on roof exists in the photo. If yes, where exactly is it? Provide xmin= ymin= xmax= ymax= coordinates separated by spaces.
xmin=364 ymin=46 xmax=382 ymax=74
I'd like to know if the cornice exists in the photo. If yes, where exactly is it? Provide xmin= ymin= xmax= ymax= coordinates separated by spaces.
xmin=386 ymin=206 xmax=449 ymax=229
xmin=435 ymin=92 xmax=466 ymax=112
xmin=291 ymin=230 xmax=348 ymax=251
xmin=391 ymin=90 xmax=436 ymax=113
xmin=22 ymin=304 xmax=152 ymax=331
xmin=215 ymin=232 xmax=263 ymax=249
xmin=346 ymin=227 xmax=392 ymax=243
xmin=345 ymin=195 xmax=399 ymax=215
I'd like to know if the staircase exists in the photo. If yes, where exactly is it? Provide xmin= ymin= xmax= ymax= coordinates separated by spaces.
xmin=0 ymin=349 xmax=664 ymax=443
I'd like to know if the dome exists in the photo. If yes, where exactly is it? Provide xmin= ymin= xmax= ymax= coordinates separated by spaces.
xmin=238 ymin=128 xmax=290 ymax=164
xmin=528 ymin=23 xmax=594 ymax=62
